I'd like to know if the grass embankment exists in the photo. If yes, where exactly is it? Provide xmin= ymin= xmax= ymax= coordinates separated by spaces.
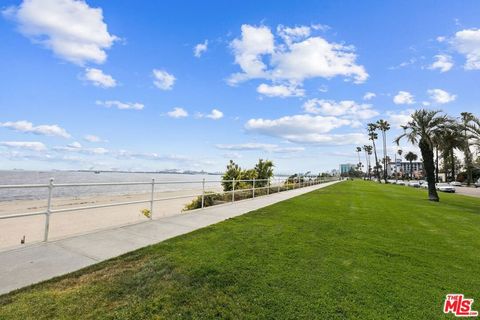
xmin=1 ymin=181 xmax=479 ymax=319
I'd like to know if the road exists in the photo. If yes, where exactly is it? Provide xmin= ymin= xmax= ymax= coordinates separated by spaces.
xmin=455 ymin=186 xmax=480 ymax=198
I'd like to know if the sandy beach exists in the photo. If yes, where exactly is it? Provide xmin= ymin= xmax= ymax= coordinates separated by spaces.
xmin=0 ymin=185 xmax=227 ymax=251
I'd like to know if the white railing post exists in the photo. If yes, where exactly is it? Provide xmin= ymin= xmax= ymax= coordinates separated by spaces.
xmin=232 ymin=178 xmax=235 ymax=202
xmin=201 ymin=178 xmax=205 ymax=208
xmin=252 ymin=178 xmax=255 ymax=198
xmin=43 ymin=178 xmax=54 ymax=242
xmin=150 ymin=178 xmax=155 ymax=220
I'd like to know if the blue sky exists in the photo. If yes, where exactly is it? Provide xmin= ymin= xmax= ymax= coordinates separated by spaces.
xmin=0 ymin=0 xmax=479 ymax=174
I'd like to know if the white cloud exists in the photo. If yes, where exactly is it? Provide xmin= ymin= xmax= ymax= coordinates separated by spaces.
xmin=229 ymin=24 xmax=275 ymax=84
xmin=386 ymin=109 xmax=414 ymax=128
xmin=167 ymin=107 xmax=188 ymax=118
xmin=84 ymin=134 xmax=105 ymax=143
xmin=245 ymin=115 xmax=352 ymax=143
xmin=303 ymin=99 xmax=379 ymax=119
xmin=270 ymin=37 xmax=368 ymax=84
xmin=84 ymin=68 xmax=116 ymax=88
xmin=0 ymin=141 xmax=46 ymax=151
xmin=3 ymin=0 xmax=117 ymax=65
xmin=429 ymin=54 xmax=453 ymax=72
xmin=277 ymin=25 xmax=311 ymax=45
xmin=245 ymin=114 xmax=364 ymax=145
xmin=96 ymin=100 xmax=144 ymax=110
xmin=68 ymin=141 xmax=82 ymax=149
xmin=0 ymin=120 xmax=71 ymax=138
xmin=256 ymin=83 xmax=305 ymax=98
xmin=427 ymin=89 xmax=456 ymax=104
xmin=363 ymin=92 xmax=376 ymax=100
xmin=228 ymin=24 xmax=367 ymax=87
xmin=393 ymin=91 xmax=415 ymax=105
xmin=215 ymin=142 xmax=304 ymax=153
xmin=54 ymin=143 xmax=108 ymax=155
xmin=152 ymin=69 xmax=176 ymax=90
xmin=451 ymin=28 xmax=480 ymax=70
xmin=194 ymin=40 xmax=208 ymax=57
xmin=200 ymin=109 xmax=224 ymax=120
xmin=90 ymin=147 xmax=108 ymax=155
xmin=388 ymin=58 xmax=417 ymax=70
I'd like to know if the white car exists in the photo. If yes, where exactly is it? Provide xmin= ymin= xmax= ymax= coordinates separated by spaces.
xmin=408 ymin=181 xmax=420 ymax=188
xmin=396 ymin=181 xmax=406 ymax=186
xmin=420 ymin=181 xmax=429 ymax=189
xmin=449 ymin=181 xmax=462 ymax=187
xmin=475 ymin=179 xmax=480 ymax=188
xmin=436 ymin=183 xmax=456 ymax=193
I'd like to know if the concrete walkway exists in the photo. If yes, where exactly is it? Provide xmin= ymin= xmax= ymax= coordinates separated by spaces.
xmin=0 ymin=181 xmax=339 ymax=295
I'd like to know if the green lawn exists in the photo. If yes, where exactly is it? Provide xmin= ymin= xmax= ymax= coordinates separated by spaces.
xmin=1 ymin=181 xmax=479 ymax=319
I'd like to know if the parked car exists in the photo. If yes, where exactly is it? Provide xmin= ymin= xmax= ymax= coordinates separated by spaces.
xmin=408 ymin=181 xmax=420 ymax=188
xmin=396 ymin=181 xmax=406 ymax=186
xmin=449 ymin=181 xmax=462 ymax=187
xmin=436 ymin=183 xmax=456 ymax=193
xmin=475 ymin=179 xmax=480 ymax=188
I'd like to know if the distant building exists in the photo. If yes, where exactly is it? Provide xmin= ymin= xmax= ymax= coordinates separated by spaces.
xmin=387 ymin=161 xmax=424 ymax=178
xmin=330 ymin=169 xmax=340 ymax=176
xmin=340 ymin=163 xmax=356 ymax=175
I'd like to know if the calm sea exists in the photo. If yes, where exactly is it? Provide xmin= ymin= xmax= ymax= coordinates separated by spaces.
xmin=0 ymin=171 xmax=222 ymax=201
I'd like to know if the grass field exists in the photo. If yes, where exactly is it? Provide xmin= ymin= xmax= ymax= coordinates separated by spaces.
xmin=1 ymin=180 xmax=479 ymax=319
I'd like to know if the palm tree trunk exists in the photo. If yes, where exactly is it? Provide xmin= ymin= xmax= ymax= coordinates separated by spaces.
xmin=464 ymin=128 xmax=472 ymax=186
xmin=435 ymin=147 xmax=439 ymax=183
xmin=371 ymin=139 xmax=380 ymax=182
xmin=450 ymin=148 xmax=455 ymax=182
xmin=382 ymin=131 xmax=388 ymax=183
xmin=420 ymin=138 xmax=439 ymax=202
xmin=364 ymin=151 xmax=369 ymax=179
xmin=368 ymin=154 xmax=372 ymax=179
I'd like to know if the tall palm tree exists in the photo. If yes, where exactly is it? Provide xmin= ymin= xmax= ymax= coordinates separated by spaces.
xmin=376 ymin=119 xmax=391 ymax=183
xmin=404 ymin=151 xmax=418 ymax=179
xmin=367 ymin=123 xmax=381 ymax=182
xmin=395 ymin=109 xmax=449 ymax=202
xmin=356 ymin=147 xmax=362 ymax=172
xmin=459 ymin=112 xmax=476 ymax=185
xmin=363 ymin=145 xmax=373 ymax=179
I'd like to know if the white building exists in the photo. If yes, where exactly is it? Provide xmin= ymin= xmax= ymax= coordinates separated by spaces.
xmin=387 ymin=161 xmax=424 ymax=178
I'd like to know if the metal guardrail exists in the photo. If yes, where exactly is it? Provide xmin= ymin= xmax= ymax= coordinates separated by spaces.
xmin=0 ymin=177 xmax=337 ymax=242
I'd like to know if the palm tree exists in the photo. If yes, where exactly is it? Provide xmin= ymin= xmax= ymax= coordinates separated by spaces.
xmin=395 ymin=109 xmax=449 ymax=202
xmin=404 ymin=151 xmax=418 ymax=179
xmin=254 ymin=159 xmax=274 ymax=187
xmin=367 ymin=123 xmax=381 ymax=182
xmin=356 ymin=147 xmax=362 ymax=171
xmin=459 ymin=112 xmax=476 ymax=185
xmin=439 ymin=124 xmax=464 ymax=182
xmin=363 ymin=145 xmax=373 ymax=179
xmin=376 ymin=119 xmax=391 ymax=183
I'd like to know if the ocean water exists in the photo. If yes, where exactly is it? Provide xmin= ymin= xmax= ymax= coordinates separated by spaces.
xmin=0 ymin=171 xmax=222 ymax=201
